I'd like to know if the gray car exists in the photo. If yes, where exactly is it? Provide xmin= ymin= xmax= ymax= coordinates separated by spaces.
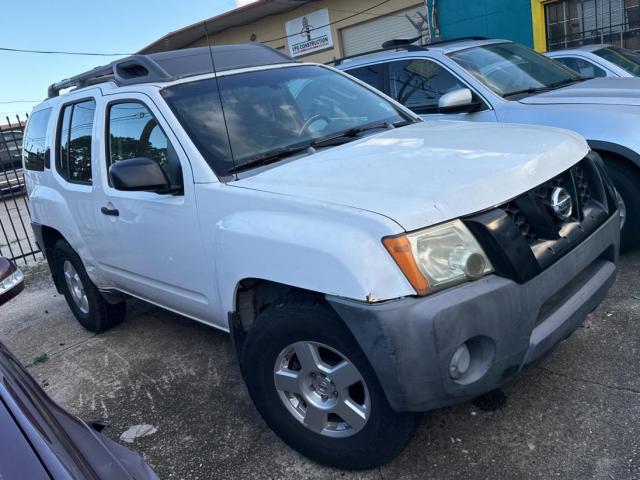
xmin=337 ymin=38 xmax=640 ymax=250
xmin=545 ymin=44 xmax=640 ymax=78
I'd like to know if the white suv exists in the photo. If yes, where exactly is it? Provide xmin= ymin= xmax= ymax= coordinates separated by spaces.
xmin=24 ymin=44 xmax=620 ymax=469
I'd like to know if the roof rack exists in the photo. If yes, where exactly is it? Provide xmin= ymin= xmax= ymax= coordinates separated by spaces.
xmin=329 ymin=36 xmax=493 ymax=67
xmin=47 ymin=43 xmax=295 ymax=98
xmin=423 ymin=36 xmax=490 ymax=47
xmin=330 ymin=43 xmax=427 ymax=67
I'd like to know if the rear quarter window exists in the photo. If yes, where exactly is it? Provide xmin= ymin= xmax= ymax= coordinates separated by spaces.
xmin=22 ymin=108 xmax=52 ymax=171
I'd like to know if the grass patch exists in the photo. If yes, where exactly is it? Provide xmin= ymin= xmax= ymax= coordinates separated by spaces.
xmin=33 ymin=353 xmax=48 ymax=365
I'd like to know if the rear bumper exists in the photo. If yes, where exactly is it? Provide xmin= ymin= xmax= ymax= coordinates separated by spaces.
xmin=328 ymin=212 xmax=619 ymax=412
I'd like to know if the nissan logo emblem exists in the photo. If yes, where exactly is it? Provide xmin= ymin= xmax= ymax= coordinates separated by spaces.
xmin=550 ymin=187 xmax=573 ymax=221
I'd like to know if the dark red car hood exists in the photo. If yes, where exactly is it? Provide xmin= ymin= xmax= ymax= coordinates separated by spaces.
xmin=0 ymin=341 xmax=158 ymax=479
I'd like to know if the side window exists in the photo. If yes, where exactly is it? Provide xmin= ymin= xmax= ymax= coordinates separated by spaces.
xmin=107 ymin=102 xmax=181 ymax=187
xmin=346 ymin=64 xmax=384 ymax=92
xmin=554 ymin=57 xmax=607 ymax=78
xmin=56 ymin=100 xmax=96 ymax=184
xmin=22 ymin=108 xmax=52 ymax=171
xmin=387 ymin=59 xmax=468 ymax=114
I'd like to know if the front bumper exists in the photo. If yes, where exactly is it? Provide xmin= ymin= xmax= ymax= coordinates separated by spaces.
xmin=328 ymin=212 xmax=619 ymax=412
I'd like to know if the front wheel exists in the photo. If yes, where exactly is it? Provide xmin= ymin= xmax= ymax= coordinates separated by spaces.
xmin=242 ymin=300 xmax=420 ymax=469
xmin=605 ymin=158 xmax=640 ymax=251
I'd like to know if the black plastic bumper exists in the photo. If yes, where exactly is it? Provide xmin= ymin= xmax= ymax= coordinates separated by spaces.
xmin=328 ymin=213 xmax=619 ymax=413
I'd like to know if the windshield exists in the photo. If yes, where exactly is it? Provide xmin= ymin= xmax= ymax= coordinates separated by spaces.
xmin=161 ymin=65 xmax=413 ymax=176
xmin=448 ymin=42 xmax=582 ymax=97
xmin=594 ymin=46 xmax=640 ymax=76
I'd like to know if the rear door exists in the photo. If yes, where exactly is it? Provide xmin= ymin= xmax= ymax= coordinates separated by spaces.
xmin=51 ymin=95 xmax=102 ymax=262
xmin=90 ymin=93 xmax=215 ymax=322
xmin=347 ymin=58 xmax=497 ymax=122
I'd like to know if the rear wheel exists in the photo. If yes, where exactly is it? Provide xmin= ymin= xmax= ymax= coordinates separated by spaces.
xmin=604 ymin=158 xmax=640 ymax=251
xmin=53 ymin=240 xmax=126 ymax=332
xmin=242 ymin=300 xmax=420 ymax=469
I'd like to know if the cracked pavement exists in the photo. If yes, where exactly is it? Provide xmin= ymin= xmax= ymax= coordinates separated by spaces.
xmin=0 ymin=251 xmax=638 ymax=479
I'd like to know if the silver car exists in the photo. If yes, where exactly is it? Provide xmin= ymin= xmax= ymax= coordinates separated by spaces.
xmin=337 ymin=38 xmax=640 ymax=250
xmin=0 ymin=130 xmax=24 ymax=193
xmin=545 ymin=44 xmax=640 ymax=78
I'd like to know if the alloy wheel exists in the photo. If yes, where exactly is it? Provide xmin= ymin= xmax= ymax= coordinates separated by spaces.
xmin=273 ymin=341 xmax=370 ymax=438
xmin=63 ymin=260 xmax=89 ymax=314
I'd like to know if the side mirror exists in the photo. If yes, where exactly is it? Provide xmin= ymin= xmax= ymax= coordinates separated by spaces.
xmin=0 ymin=257 xmax=24 ymax=307
xmin=109 ymin=157 xmax=171 ymax=192
xmin=438 ymin=88 xmax=482 ymax=114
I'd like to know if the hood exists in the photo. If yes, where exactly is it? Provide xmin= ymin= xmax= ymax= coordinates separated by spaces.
xmin=0 ymin=341 xmax=159 ymax=480
xmin=520 ymin=77 xmax=640 ymax=106
xmin=233 ymin=122 xmax=588 ymax=231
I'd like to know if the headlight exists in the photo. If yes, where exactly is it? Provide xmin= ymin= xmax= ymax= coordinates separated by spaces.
xmin=383 ymin=219 xmax=493 ymax=295
xmin=0 ymin=268 xmax=24 ymax=293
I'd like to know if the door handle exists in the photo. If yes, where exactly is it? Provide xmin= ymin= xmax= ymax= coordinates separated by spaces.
xmin=101 ymin=206 xmax=119 ymax=216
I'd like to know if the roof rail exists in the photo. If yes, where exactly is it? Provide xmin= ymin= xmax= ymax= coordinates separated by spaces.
xmin=47 ymin=44 xmax=295 ymax=98
xmin=329 ymin=44 xmax=427 ymax=66
xmin=423 ymin=36 xmax=490 ymax=47
xmin=328 ymin=36 xmax=494 ymax=67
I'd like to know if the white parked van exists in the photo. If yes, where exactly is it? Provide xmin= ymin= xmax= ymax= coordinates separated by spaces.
xmin=24 ymin=44 xmax=620 ymax=469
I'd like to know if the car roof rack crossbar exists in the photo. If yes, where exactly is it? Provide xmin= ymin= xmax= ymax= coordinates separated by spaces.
xmin=47 ymin=44 xmax=296 ymax=98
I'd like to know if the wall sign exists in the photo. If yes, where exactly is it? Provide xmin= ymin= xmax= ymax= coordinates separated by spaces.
xmin=285 ymin=9 xmax=334 ymax=57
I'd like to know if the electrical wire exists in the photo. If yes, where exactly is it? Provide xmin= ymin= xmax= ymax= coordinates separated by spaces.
xmin=0 ymin=46 xmax=132 ymax=56
xmin=1 ymin=0 xmax=396 ymax=56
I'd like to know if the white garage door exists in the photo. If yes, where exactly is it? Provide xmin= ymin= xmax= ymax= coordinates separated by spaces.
xmin=340 ymin=5 xmax=427 ymax=57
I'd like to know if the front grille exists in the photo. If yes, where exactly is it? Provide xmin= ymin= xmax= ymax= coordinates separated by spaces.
xmin=463 ymin=153 xmax=616 ymax=283
xmin=573 ymin=165 xmax=592 ymax=206
xmin=504 ymin=201 xmax=536 ymax=243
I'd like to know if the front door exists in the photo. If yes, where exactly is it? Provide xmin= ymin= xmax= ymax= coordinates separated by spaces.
xmin=347 ymin=58 xmax=497 ymax=122
xmin=92 ymin=94 xmax=215 ymax=323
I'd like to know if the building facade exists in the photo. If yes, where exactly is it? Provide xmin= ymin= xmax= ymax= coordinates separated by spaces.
xmin=139 ymin=0 xmax=640 ymax=59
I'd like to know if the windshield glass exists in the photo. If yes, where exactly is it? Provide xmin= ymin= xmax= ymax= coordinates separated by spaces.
xmin=448 ymin=42 xmax=582 ymax=97
xmin=594 ymin=46 xmax=640 ymax=76
xmin=161 ymin=65 xmax=412 ymax=176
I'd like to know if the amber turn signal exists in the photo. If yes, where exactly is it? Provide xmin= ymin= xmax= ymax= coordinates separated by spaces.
xmin=382 ymin=236 xmax=430 ymax=296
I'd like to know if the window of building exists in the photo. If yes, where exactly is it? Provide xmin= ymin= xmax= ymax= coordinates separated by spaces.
xmin=554 ymin=56 xmax=608 ymax=77
xmin=546 ymin=0 xmax=640 ymax=51
xmin=22 ymin=108 xmax=51 ymax=172
xmin=107 ymin=102 xmax=182 ymax=187
xmin=386 ymin=59 xmax=467 ymax=114
xmin=57 ymin=100 xmax=95 ymax=184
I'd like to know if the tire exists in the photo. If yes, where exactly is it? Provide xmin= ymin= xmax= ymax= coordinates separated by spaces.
xmin=242 ymin=300 xmax=420 ymax=469
xmin=605 ymin=158 xmax=640 ymax=251
xmin=53 ymin=240 xmax=126 ymax=332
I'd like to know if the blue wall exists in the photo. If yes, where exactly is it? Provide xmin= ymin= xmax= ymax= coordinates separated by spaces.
xmin=434 ymin=0 xmax=534 ymax=47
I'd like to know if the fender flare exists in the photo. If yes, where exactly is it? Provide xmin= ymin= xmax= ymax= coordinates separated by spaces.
xmin=588 ymin=140 xmax=640 ymax=169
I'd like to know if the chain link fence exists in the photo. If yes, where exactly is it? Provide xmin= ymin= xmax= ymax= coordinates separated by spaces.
xmin=0 ymin=113 xmax=43 ymax=266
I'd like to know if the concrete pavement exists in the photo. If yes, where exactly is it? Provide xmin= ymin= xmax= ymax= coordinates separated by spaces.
xmin=1 ymin=252 xmax=639 ymax=479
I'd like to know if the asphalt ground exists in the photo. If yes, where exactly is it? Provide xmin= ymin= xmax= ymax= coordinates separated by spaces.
xmin=1 ymin=250 xmax=639 ymax=479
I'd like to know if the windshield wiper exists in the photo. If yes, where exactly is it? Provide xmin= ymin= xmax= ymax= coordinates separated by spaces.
xmin=311 ymin=120 xmax=413 ymax=148
xmin=228 ymin=120 xmax=415 ymax=174
xmin=503 ymin=78 xmax=587 ymax=98
xmin=228 ymin=143 xmax=314 ymax=174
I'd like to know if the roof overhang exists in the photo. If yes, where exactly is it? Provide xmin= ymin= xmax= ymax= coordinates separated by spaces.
xmin=139 ymin=0 xmax=318 ymax=54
